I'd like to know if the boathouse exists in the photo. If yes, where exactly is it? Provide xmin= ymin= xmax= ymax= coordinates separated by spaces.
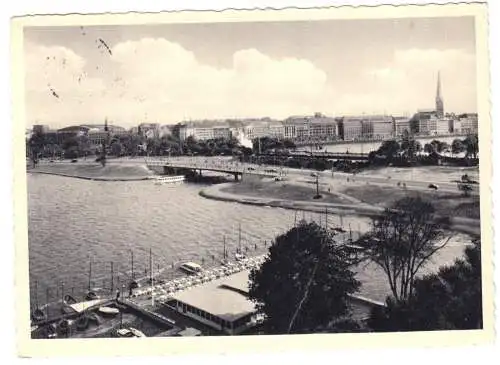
xmin=166 ymin=270 xmax=258 ymax=335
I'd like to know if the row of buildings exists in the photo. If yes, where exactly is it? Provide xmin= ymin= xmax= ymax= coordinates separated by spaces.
xmin=27 ymin=111 xmax=478 ymax=148
xmin=163 ymin=111 xmax=478 ymax=143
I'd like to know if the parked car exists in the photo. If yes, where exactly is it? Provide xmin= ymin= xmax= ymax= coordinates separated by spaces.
xmin=428 ymin=183 xmax=439 ymax=190
xmin=71 ymin=159 xmax=78 ymax=163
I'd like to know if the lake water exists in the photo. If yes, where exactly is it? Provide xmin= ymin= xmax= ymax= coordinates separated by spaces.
xmin=27 ymin=173 xmax=473 ymax=306
xmin=299 ymin=136 xmax=462 ymax=154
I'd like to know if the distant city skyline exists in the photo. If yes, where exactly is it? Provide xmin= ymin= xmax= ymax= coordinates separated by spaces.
xmin=24 ymin=17 xmax=477 ymax=128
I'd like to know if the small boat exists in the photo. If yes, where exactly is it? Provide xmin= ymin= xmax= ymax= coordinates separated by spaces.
xmin=42 ymin=324 xmax=57 ymax=339
xmin=85 ymin=291 xmax=100 ymax=301
xmin=31 ymin=308 xmax=46 ymax=322
xmin=235 ymin=253 xmax=247 ymax=261
xmin=76 ymin=315 xmax=90 ymax=331
xmin=129 ymin=327 xmax=146 ymax=337
xmin=56 ymin=319 xmax=70 ymax=335
xmin=98 ymin=306 xmax=120 ymax=316
xmin=129 ymin=281 xmax=140 ymax=290
xmin=64 ymin=294 xmax=77 ymax=304
xmin=116 ymin=327 xmax=146 ymax=338
xmin=87 ymin=312 xmax=102 ymax=325
xmin=153 ymin=175 xmax=185 ymax=185
xmin=178 ymin=262 xmax=203 ymax=275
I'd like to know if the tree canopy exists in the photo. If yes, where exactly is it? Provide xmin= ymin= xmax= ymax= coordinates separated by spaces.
xmin=377 ymin=140 xmax=401 ymax=160
xmin=248 ymin=221 xmax=361 ymax=334
xmin=252 ymin=137 xmax=295 ymax=154
xmin=368 ymin=238 xmax=482 ymax=331
xmin=463 ymin=134 xmax=479 ymax=158
xmin=355 ymin=196 xmax=451 ymax=303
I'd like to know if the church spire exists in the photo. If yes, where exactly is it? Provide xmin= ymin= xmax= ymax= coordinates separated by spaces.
xmin=436 ymin=71 xmax=441 ymax=98
xmin=435 ymin=71 xmax=444 ymax=117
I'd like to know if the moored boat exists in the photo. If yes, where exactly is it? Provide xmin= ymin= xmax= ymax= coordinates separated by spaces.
xmin=98 ymin=306 xmax=120 ymax=316
xmin=64 ymin=294 xmax=77 ymax=304
xmin=56 ymin=319 xmax=70 ymax=335
xmin=153 ymin=175 xmax=185 ymax=185
xmin=235 ymin=253 xmax=247 ymax=261
xmin=115 ymin=327 xmax=147 ymax=338
xmin=31 ymin=308 xmax=46 ymax=322
xmin=85 ymin=291 xmax=100 ymax=301
xmin=76 ymin=315 xmax=90 ymax=331
xmin=178 ymin=262 xmax=203 ymax=275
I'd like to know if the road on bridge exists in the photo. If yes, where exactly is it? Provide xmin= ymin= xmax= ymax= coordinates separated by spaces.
xmin=50 ymin=156 xmax=478 ymax=195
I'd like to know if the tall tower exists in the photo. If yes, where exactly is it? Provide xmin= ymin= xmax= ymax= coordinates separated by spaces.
xmin=435 ymin=71 xmax=444 ymax=117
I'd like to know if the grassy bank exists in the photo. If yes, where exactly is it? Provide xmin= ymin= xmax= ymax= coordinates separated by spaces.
xmin=29 ymin=163 xmax=154 ymax=181
xmin=220 ymin=179 xmax=353 ymax=205
xmin=341 ymin=184 xmax=480 ymax=219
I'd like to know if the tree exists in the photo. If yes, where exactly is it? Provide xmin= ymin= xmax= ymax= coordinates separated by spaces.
xmin=355 ymin=196 xmax=451 ymax=304
xmin=61 ymin=136 xmax=79 ymax=151
xmin=400 ymin=131 xmax=419 ymax=160
xmin=283 ymin=139 xmax=296 ymax=149
xmin=377 ymin=140 xmax=401 ymax=160
xmin=248 ymin=221 xmax=361 ymax=334
xmin=110 ymin=141 xmax=123 ymax=156
xmin=368 ymin=239 xmax=481 ymax=331
xmin=423 ymin=143 xmax=433 ymax=154
xmin=451 ymin=139 xmax=465 ymax=155
xmin=463 ymin=134 xmax=479 ymax=158
xmin=440 ymin=142 xmax=450 ymax=153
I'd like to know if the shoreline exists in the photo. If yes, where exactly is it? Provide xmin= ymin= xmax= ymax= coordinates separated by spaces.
xmin=199 ymin=182 xmax=383 ymax=217
xmin=27 ymin=162 xmax=481 ymax=236
xmin=28 ymin=169 xmax=151 ymax=182
xmin=27 ymin=163 xmax=155 ymax=182
xmin=199 ymin=182 xmax=480 ymax=237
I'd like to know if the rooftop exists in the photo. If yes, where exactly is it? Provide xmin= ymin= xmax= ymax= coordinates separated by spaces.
xmin=171 ymin=269 xmax=256 ymax=322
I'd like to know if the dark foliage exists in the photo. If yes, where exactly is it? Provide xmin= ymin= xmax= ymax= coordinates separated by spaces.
xmin=369 ymin=239 xmax=482 ymax=331
xmin=248 ymin=221 xmax=361 ymax=334
xmin=355 ymin=196 xmax=451 ymax=303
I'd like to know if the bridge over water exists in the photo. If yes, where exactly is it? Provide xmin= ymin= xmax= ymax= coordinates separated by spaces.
xmin=144 ymin=157 xmax=285 ymax=181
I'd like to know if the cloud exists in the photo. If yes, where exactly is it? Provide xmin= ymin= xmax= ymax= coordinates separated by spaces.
xmin=341 ymin=48 xmax=477 ymax=115
xmin=108 ymin=39 xmax=331 ymax=122
xmin=24 ymin=43 xmax=106 ymax=125
xmin=25 ymin=38 xmax=333 ymax=127
xmin=24 ymin=40 xmax=476 ymax=128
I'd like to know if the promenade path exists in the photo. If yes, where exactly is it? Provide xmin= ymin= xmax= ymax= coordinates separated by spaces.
xmin=34 ymin=156 xmax=479 ymax=195
xmin=200 ymin=183 xmax=480 ymax=236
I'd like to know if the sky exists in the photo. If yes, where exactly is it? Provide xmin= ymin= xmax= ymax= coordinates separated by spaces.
xmin=23 ymin=16 xmax=477 ymax=128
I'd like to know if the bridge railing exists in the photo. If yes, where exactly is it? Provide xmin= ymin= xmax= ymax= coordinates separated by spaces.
xmin=144 ymin=158 xmax=286 ymax=177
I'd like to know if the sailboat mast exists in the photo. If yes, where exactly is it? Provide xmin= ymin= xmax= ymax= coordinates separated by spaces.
xmin=88 ymin=259 xmax=92 ymax=291
xmin=46 ymin=287 xmax=49 ymax=316
xmin=238 ymin=223 xmax=242 ymax=254
xmin=149 ymin=248 xmax=153 ymax=285
xmin=150 ymin=248 xmax=154 ymax=307
xmin=110 ymin=262 xmax=114 ymax=294
xmin=35 ymin=280 xmax=38 ymax=308
xmin=131 ymin=251 xmax=134 ymax=280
